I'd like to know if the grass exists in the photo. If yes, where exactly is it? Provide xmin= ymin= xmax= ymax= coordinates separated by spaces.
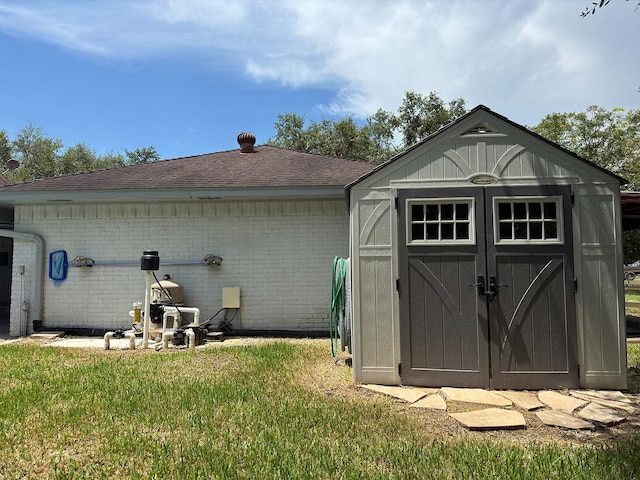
xmin=629 ymin=342 xmax=640 ymax=369
xmin=625 ymin=288 xmax=640 ymax=304
xmin=0 ymin=340 xmax=639 ymax=479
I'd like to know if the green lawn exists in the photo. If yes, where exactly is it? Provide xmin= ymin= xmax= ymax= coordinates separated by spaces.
xmin=0 ymin=340 xmax=638 ymax=479
xmin=625 ymin=288 xmax=640 ymax=304
xmin=629 ymin=342 xmax=640 ymax=369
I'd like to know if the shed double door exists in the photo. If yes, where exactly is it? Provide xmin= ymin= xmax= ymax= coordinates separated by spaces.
xmin=398 ymin=185 xmax=578 ymax=390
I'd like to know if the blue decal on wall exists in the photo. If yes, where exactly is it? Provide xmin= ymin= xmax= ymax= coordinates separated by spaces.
xmin=49 ymin=250 xmax=68 ymax=285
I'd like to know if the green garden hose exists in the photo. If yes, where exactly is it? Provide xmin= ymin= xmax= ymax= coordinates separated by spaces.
xmin=330 ymin=256 xmax=348 ymax=357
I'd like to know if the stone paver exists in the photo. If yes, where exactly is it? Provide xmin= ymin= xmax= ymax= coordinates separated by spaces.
xmin=535 ymin=410 xmax=595 ymax=430
xmin=578 ymin=402 xmax=626 ymax=426
xmin=573 ymin=390 xmax=634 ymax=403
xmin=495 ymin=391 xmax=544 ymax=411
xmin=441 ymin=387 xmax=512 ymax=407
xmin=570 ymin=391 xmax=637 ymax=414
xmin=450 ymin=408 xmax=525 ymax=430
xmin=410 ymin=394 xmax=447 ymax=410
xmin=360 ymin=385 xmax=434 ymax=403
xmin=538 ymin=391 xmax=588 ymax=413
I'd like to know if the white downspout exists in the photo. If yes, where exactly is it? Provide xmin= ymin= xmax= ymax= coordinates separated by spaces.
xmin=0 ymin=230 xmax=44 ymax=336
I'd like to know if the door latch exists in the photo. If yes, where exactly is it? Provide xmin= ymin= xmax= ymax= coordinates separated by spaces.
xmin=487 ymin=275 xmax=508 ymax=299
xmin=468 ymin=275 xmax=487 ymax=297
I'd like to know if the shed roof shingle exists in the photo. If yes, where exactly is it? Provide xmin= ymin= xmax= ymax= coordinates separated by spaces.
xmin=0 ymin=145 xmax=376 ymax=193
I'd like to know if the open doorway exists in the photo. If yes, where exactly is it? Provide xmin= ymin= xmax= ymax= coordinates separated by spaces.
xmin=0 ymin=237 xmax=12 ymax=336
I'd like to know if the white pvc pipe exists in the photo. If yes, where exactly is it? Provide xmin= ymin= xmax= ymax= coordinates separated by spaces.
xmin=185 ymin=328 xmax=195 ymax=350
xmin=162 ymin=309 xmax=182 ymax=338
xmin=162 ymin=328 xmax=196 ymax=350
xmin=142 ymin=271 xmax=153 ymax=349
xmin=125 ymin=331 xmax=136 ymax=350
xmin=162 ymin=331 xmax=173 ymax=350
xmin=104 ymin=329 xmax=137 ymax=350
xmin=163 ymin=306 xmax=200 ymax=326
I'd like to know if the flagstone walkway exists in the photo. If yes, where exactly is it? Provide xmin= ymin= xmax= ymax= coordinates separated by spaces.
xmin=360 ymin=384 xmax=639 ymax=431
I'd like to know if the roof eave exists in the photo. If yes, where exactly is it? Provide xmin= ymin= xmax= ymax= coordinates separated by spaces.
xmin=0 ymin=185 xmax=350 ymax=206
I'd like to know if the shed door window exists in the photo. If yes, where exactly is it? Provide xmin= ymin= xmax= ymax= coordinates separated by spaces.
xmin=407 ymin=198 xmax=475 ymax=245
xmin=494 ymin=196 xmax=563 ymax=244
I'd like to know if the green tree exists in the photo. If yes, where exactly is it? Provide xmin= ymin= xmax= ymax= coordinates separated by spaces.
xmin=269 ymin=91 xmax=467 ymax=163
xmin=9 ymin=123 xmax=64 ymax=182
xmin=125 ymin=146 xmax=160 ymax=164
xmin=94 ymin=152 xmax=127 ymax=170
xmin=395 ymin=92 xmax=467 ymax=147
xmin=0 ymin=130 xmax=11 ymax=167
xmin=59 ymin=144 xmax=127 ymax=175
xmin=269 ymin=113 xmax=398 ymax=163
xmin=532 ymin=106 xmax=640 ymax=187
xmin=532 ymin=106 xmax=640 ymax=262
xmin=1 ymin=124 xmax=156 ymax=183
xmin=270 ymin=113 xmax=307 ymax=152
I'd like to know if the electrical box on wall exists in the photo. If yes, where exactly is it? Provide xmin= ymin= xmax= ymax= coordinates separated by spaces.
xmin=222 ymin=287 xmax=241 ymax=309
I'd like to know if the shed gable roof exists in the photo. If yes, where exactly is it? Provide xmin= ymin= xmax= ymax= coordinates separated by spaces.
xmin=347 ymin=105 xmax=627 ymax=189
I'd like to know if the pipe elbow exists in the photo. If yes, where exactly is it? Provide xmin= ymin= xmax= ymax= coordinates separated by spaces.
xmin=124 ymin=332 xmax=136 ymax=350
xmin=162 ymin=331 xmax=174 ymax=350
xmin=104 ymin=331 xmax=114 ymax=350
xmin=185 ymin=328 xmax=195 ymax=350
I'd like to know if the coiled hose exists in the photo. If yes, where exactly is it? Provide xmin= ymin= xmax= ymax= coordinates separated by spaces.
xmin=330 ymin=256 xmax=349 ymax=357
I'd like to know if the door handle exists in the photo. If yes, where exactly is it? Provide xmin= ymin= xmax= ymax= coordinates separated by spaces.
xmin=468 ymin=275 xmax=487 ymax=297
xmin=488 ymin=276 xmax=508 ymax=299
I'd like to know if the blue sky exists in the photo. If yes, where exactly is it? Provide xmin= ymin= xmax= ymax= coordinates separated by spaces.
xmin=0 ymin=0 xmax=638 ymax=160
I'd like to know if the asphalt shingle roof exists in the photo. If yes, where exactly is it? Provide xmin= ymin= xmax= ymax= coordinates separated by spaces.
xmin=0 ymin=145 xmax=376 ymax=193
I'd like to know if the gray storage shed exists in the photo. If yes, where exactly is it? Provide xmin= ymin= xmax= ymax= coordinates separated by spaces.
xmin=348 ymin=105 xmax=627 ymax=390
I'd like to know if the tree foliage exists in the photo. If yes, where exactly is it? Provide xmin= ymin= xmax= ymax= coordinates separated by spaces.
xmin=532 ymin=106 xmax=640 ymax=262
xmin=581 ymin=0 xmax=639 ymax=17
xmin=532 ymin=106 xmax=640 ymax=188
xmin=0 ymin=123 xmax=158 ymax=183
xmin=269 ymin=91 xmax=467 ymax=163
xmin=394 ymin=92 xmax=467 ymax=147
xmin=125 ymin=146 xmax=160 ymax=164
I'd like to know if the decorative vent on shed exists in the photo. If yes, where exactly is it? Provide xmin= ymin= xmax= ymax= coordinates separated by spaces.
xmin=461 ymin=123 xmax=502 ymax=136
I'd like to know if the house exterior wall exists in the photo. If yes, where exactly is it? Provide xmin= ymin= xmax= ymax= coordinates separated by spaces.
xmin=350 ymin=112 xmax=627 ymax=389
xmin=10 ymin=198 xmax=348 ymax=336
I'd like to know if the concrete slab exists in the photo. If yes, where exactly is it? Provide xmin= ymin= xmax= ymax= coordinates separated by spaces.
xmin=538 ymin=391 xmax=588 ymax=413
xmin=495 ymin=391 xmax=544 ymax=411
xmin=450 ymin=408 xmax=525 ymax=431
xmin=30 ymin=331 xmax=65 ymax=339
xmin=441 ymin=387 xmax=512 ymax=407
xmin=45 ymin=337 xmax=154 ymax=349
xmin=570 ymin=391 xmax=637 ymax=414
xmin=410 ymin=394 xmax=447 ymax=410
xmin=360 ymin=385 xmax=434 ymax=403
xmin=535 ymin=410 xmax=595 ymax=430
xmin=578 ymin=403 xmax=626 ymax=426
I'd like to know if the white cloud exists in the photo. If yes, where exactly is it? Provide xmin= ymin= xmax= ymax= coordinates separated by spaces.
xmin=0 ymin=0 xmax=637 ymax=125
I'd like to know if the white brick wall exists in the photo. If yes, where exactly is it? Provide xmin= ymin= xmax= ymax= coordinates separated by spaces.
xmin=12 ymin=199 xmax=349 ymax=333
